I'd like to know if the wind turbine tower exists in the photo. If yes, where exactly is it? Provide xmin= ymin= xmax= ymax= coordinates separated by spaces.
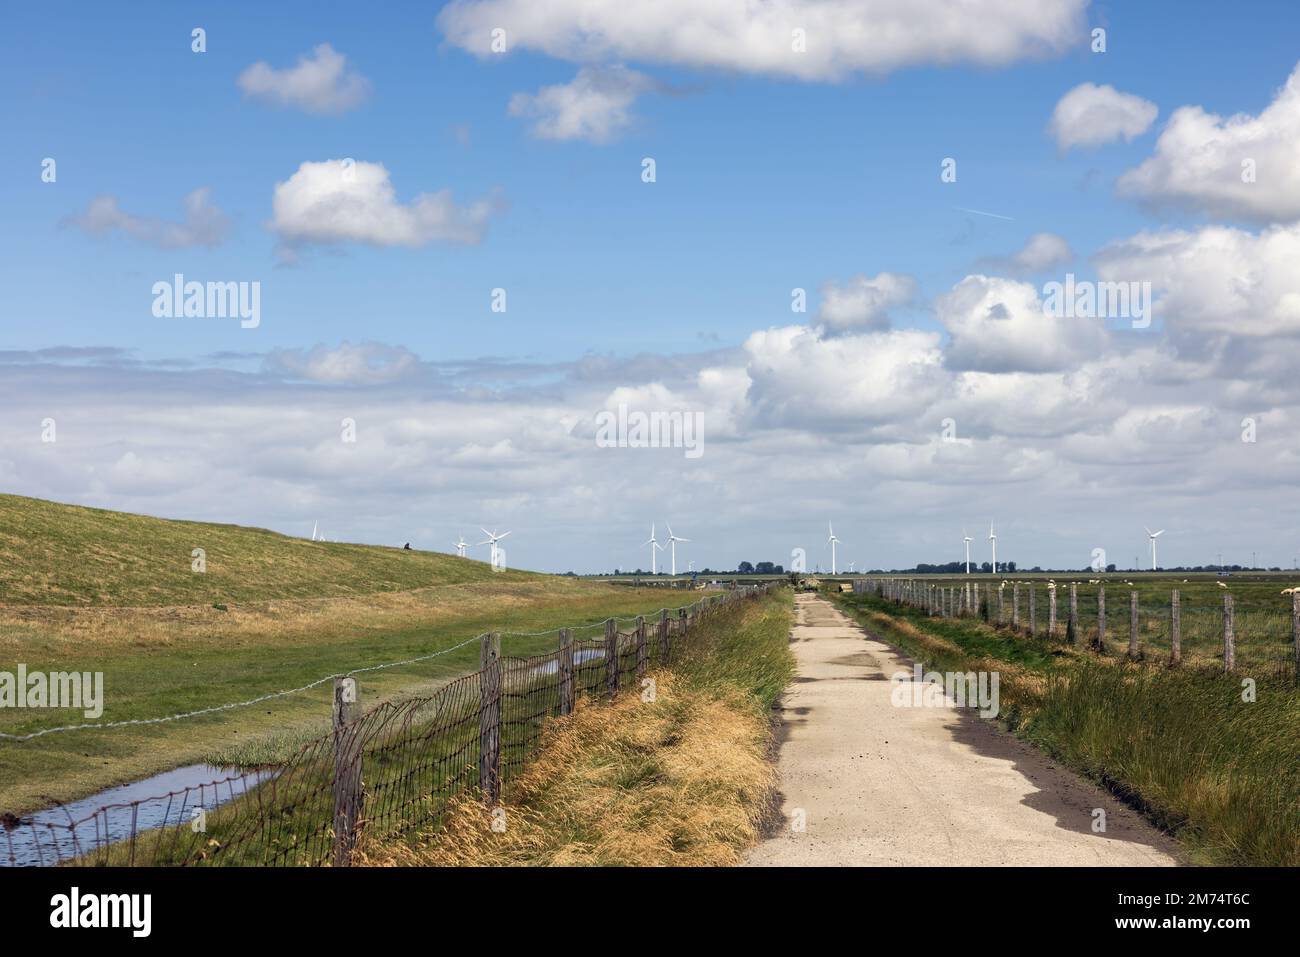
xmin=988 ymin=522 xmax=998 ymax=575
xmin=643 ymin=523 xmax=664 ymax=575
xmin=666 ymin=524 xmax=689 ymax=576
xmin=963 ymin=529 xmax=973 ymax=574
xmin=1145 ymin=527 xmax=1164 ymax=571
xmin=827 ymin=522 xmax=841 ymax=575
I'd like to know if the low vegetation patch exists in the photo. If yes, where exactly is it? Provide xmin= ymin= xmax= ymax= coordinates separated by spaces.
xmin=834 ymin=589 xmax=1299 ymax=866
xmin=359 ymin=590 xmax=795 ymax=866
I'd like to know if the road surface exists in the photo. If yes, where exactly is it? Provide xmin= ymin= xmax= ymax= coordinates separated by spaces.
xmin=746 ymin=593 xmax=1180 ymax=866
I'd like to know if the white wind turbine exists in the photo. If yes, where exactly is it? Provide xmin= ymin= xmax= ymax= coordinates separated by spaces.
xmin=665 ymin=524 xmax=689 ymax=577
xmin=963 ymin=528 xmax=973 ymax=574
xmin=988 ymin=521 xmax=998 ymax=575
xmin=827 ymin=522 xmax=841 ymax=575
xmin=311 ymin=521 xmax=318 ymax=542
xmin=478 ymin=527 xmax=510 ymax=567
xmin=453 ymin=535 xmax=469 ymax=558
xmin=1144 ymin=526 xmax=1165 ymax=570
xmin=643 ymin=523 xmax=664 ymax=575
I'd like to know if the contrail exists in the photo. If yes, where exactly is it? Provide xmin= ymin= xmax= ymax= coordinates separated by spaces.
xmin=953 ymin=206 xmax=1015 ymax=221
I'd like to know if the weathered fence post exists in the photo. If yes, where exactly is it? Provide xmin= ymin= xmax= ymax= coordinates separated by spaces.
xmin=1128 ymin=591 xmax=1140 ymax=659
xmin=479 ymin=633 xmax=502 ymax=805
xmin=635 ymin=615 xmax=648 ymax=678
xmin=1223 ymin=593 xmax=1235 ymax=673
xmin=659 ymin=609 xmax=670 ymax=663
xmin=1096 ymin=585 xmax=1106 ymax=651
xmin=558 ymin=628 xmax=575 ymax=716
xmin=332 ymin=675 xmax=361 ymax=867
xmin=997 ymin=584 xmax=1005 ymax=626
xmin=1029 ymin=586 xmax=1036 ymax=636
xmin=1170 ymin=589 xmax=1181 ymax=666
xmin=605 ymin=619 xmax=620 ymax=697
xmin=1012 ymin=583 xmax=1020 ymax=630
xmin=1067 ymin=583 xmax=1078 ymax=645
xmin=1048 ymin=585 xmax=1057 ymax=639
xmin=1292 ymin=591 xmax=1299 ymax=681
xmin=679 ymin=606 xmax=687 ymax=638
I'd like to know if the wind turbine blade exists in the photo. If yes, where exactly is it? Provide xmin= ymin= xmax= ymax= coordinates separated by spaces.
xmin=480 ymin=527 xmax=494 ymax=538
xmin=1153 ymin=529 xmax=1164 ymax=537
xmin=497 ymin=531 xmax=511 ymax=540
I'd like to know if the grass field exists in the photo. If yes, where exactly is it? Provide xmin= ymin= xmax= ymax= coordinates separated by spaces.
xmin=360 ymin=588 xmax=795 ymax=866
xmin=0 ymin=495 xmax=718 ymax=814
xmin=864 ymin=572 xmax=1299 ymax=676
xmin=833 ymin=583 xmax=1299 ymax=866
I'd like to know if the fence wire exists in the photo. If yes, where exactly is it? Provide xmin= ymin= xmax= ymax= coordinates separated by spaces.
xmin=2 ymin=584 xmax=776 ymax=867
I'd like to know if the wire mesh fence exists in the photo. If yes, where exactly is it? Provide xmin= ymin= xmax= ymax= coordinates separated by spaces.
xmin=2 ymin=583 xmax=776 ymax=868
xmin=853 ymin=577 xmax=1300 ymax=679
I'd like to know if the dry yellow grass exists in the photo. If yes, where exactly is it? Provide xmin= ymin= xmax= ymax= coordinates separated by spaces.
xmin=357 ymin=671 xmax=776 ymax=867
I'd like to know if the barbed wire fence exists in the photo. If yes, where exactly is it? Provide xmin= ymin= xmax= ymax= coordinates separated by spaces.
xmin=2 ymin=582 xmax=779 ymax=867
xmin=851 ymin=577 xmax=1300 ymax=680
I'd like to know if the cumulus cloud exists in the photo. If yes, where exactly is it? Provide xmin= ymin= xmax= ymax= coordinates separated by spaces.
xmin=238 ymin=44 xmax=371 ymax=114
xmin=816 ymin=272 xmax=916 ymax=335
xmin=978 ymin=232 xmax=1074 ymax=277
xmin=743 ymin=325 xmax=946 ymax=429
xmin=936 ymin=275 xmax=1107 ymax=372
xmin=63 ymin=188 xmax=230 ymax=249
xmin=1047 ymin=82 xmax=1157 ymax=149
xmin=509 ymin=65 xmax=658 ymax=142
xmin=1117 ymin=62 xmax=1300 ymax=221
xmin=265 ymin=342 xmax=421 ymax=384
xmin=269 ymin=159 xmax=501 ymax=251
xmin=437 ymin=0 xmax=1088 ymax=81
xmin=1094 ymin=221 xmax=1300 ymax=342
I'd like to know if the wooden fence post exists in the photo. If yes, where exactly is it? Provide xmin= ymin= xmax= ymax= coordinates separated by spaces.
xmin=659 ymin=609 xmax=670 ymax=663
xmin=1012 ymin=583 xmax=1020 ymax=630
xmin=635 ymin=615 xmax=648 ymax=678
xmin=1170 ymin=590 xmax=1181 ymax=666
xmin=679 ymin=607 xmax=687 ymax=640
xmin=1068 ymin=583 xmax=1078 ymax=645
xmin=1096 ymin=585 xmax=1106 ymax=651
xmin=997 ymin=584 xmax=1005 ymax=626
xmin=1029 ymin=586 xmax=1036 ymax=636
xmin=1128 ymin=591 xmax=1140 ymax=659
xmin=605 ymin=619 xmax=620 ymax=697
xmin=558 ymin=628 xmax=575 ymax=716
xmin=1048 ymin=585 xmax=1057 ymax=639
xmin=1292 ymin=591 xmax=1299 ymax=681
xmin=1223 ymin=594 xmax=1235 ymax=673
xmin=478 ymin=633 xmax=502 ymax=805
xmin=332 ymin=675 xmax=361 ymax=867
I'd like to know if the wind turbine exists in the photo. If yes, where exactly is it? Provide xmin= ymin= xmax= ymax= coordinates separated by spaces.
xmin=311 ymin=521 xmax=318 ymax=542
xmin=827 ymin=522 xmax=841 ymax=575
xmin=453 ymin=535 xmax=468 ymax=558
xmin=988 ymin=522 xmax=998 ymax=575
xmin=478 ymin=527 xmax=510 ymax=567
xmin=665 ymin=524 xmax=689 ymax=576
xmin=963 ymin=528 xmax=973 ymax=574
xmin=1144 ymin=527 xmax=1164 ymax=570
xmin=643 ymin=523 xmax=664 ymax=575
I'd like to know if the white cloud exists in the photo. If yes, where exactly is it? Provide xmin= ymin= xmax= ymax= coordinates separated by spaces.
xmin=743 ymin=325 xmax=946 ymax=429
xmin=979 ymin=232 xmax=1074 ymax=276
xmin=816 ymin=272 xmax=916 ymax=334
xmin=1047 ymin=82 xmax=1157 ymax=150
xmin=1117 ymin=62 xmax=1300 ymax=221
xmin=238 ymin=44 xmax=371 ymax=114
xmin=509 ymin=66 xmax=657 ymax=142
xmin=269 ymin=159 xmax=500 ymax=250
xmin=266 ymin=342 xmax=421 ymax=384
xmin=63 ymin=188 xmax=230 ymax=249
xmin=438 ymin=0 xmax=1088 ymax=81
xmin=936 ymin=275 xmax=1106 ymax=372
xmin=1094 ymin=221 xmax=1300 ymax=341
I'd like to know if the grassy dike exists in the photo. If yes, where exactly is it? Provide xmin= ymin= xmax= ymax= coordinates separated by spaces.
xmin=832 ymin=588 xmax=1299 ymax=867
xmin=359 ymin=588 xmax=796 ymax=866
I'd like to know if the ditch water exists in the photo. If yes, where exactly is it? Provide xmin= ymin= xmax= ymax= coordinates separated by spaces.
xmin=2 ymin=762 xmax=274 ymax=867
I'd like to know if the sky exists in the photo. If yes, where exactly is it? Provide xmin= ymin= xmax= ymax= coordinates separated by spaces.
xmin=3 ymin=0 xmax=1300 ymax=573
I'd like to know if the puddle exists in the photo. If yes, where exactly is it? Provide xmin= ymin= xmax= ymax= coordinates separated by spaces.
xmin=2 ymin=763 xmax=273 ymax=867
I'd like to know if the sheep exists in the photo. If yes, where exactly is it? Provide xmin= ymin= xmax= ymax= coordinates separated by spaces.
xmin=1281 ymin=587 xmax=1300 ymax=595
xmin=1217 ymin=581 xmax=1228 ymax=588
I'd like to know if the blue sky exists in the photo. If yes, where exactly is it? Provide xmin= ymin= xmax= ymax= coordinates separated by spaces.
xmin=4 ymin=1 xmax=1300 ymax=572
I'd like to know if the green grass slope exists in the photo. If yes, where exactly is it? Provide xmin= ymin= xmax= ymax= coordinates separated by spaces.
xmin=0 ymin=494 xmax=508 ymax=606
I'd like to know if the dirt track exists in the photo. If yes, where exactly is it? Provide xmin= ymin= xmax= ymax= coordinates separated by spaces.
xmin=745 ymin=594 xmax=1180 ymax=866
